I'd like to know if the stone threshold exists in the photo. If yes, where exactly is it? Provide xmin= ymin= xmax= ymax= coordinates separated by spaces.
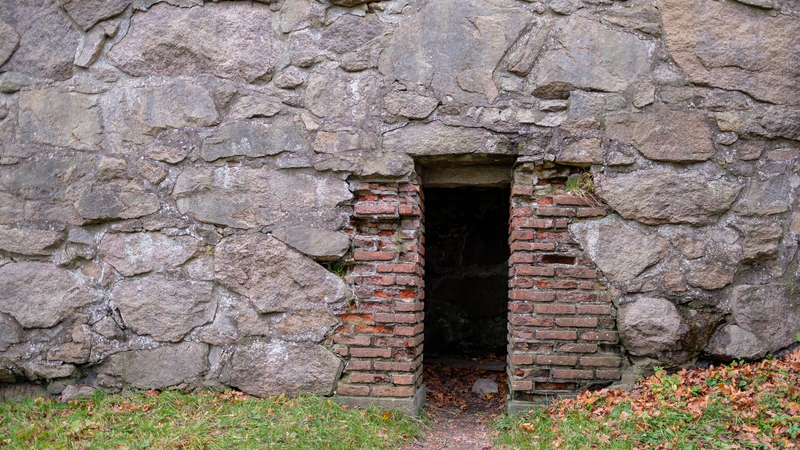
xmin=334 ymin=384 xmax=426 ymax=417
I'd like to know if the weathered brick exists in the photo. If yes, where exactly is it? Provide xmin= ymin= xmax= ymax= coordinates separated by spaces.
xmin=360 ymin=302 xmax=394 ymax=312
xmin=512 ymin=185 xmax=534 ymax=197
xmin=515 ymin=266 xmax=555 ymax=277
xmin=337 ymin=384 xmax=370 ymax=396
xmin=580 ymin=331 xmax=619 ymax=342
xmin=345 ymin=360 xmax=372 ymax=371
xmin=511 ymin=207 xmax=534 ymax=218
xmin=373 ymin=386 xmax=416 ymax=397
xmin=510 ymin=315 xmax=553 ymax=327
xmin=395 ymin=302 xmax=423 ymax=312
xmin=373 ymin=360 xmax=419 ymax=372
xmin=580 ymin=356 xmax=621 ymax=367
xmin=555 ymin=317 xmax=598 ymax=328
xmin=512 ymin=354 xmax=533 ymax=365
xmin=536 ymin=355 xmax=578 ymax=366
xmin=395 ymin=275 xmax=420 ymax=286
xmin=535 ymin=330 xmax=577 ymax=340
xmin=350 ymin=373 xmax=388 ymax=383
xmin=354 ymin=251 xmax=395 ymax=261
xmin=596 ymin=369 xmax=622 ymax=380
xmin=510 ymin=278 xmax=535 ymax=289
xmin=393 ymin=374 xmax=416 ymax=385
xmin=511 ymin=380 xmax=533 ymax=391
xmin=376 ymin=263 xmax=419 ymax=274
xmin=556 ymin=343 xmax=598 ymax=353
xmin=554 ymin=195 xmax=594 ymax=206
xmin=536 ymin=304 xmax=575 ymax=315
xmin=354 ymin=288 xmax=373 ymax=299
xmin=577 ymin=208 xmax=607 ymax=218
xmin=339 ymin=313 xmax=373 ymax=324
xmin=510 ymin=290 xmax=555 ymax=302
xmin=513 ymin=329 xmax=534 ymax=340
xmin=515 ymin=218 xmax=554 ymax=229
xmin=536 ymin=279 xmax=578 ymax=289
xmin=510 ymin=302 xmax=533 ymax=314
xmin=554 ymin=218 xmax=569 ymax=229
xmin=537 ymin=197 xmax=553 ymax=205
xmin=353 ymin=324 xmax=393 ymax=335
xmin=373 ymin=313 xmax=417 ymax=324
xmin=374 ymin=289 xmax=417 ymax=300
xmin=556 ymin=268 xmax=597 ymax=279
xmin=350 ymin=348 xmax=392 ymax=358
xmin=333 ymin=335 xmax=371 ymax=346
xmin=358 ymin=276 xmax=396 ymax=286
xmin=557 ymin=292 xmax=597 ymax=303
xmin=536 ymin=231 xmax=571 ymax=241
xmin=398 ymin=205 xmax=421 ymax=216
xmin=355 ymin=203 xmax=398 ymax=215
xmin=395 ymin=324 xmax=424 ymax=336
xmin=576 ymin=304 xmax=612 ymax=315
xmin=358 ymin=194 xmax=379 ymax=202
xmin=552 ymin=369 xmax=594 ymax=380
xmin=537 ymin=206 xmax=576 ymax=217
xmin=510 ymin=253 xmax=535 ymax=264
xmin=334 ymin=346 xmax=349 ymax=356
xmin=510 ymin=230 xmax=535 ymax=242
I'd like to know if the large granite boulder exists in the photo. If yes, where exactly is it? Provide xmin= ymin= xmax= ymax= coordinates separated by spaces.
xmin=99 ymin=233 xmax=204 ymax=277
xmin=618 ymin=297 xmax=684 ymax=357
xmin=531 ymin=12 xmax=653 ymax=99
xmin=724 ymin=283 xmax=800 ymax=354
xmin=220 ymin=338 xmax=343 ymax=397
xmin=0 ymin=226 xmax=64 ymax=255
xmin=570 ymin=214 xmax=668 ymax=283
xmin=596 ymin=168 xmax=744 ymax=226
xmin=60 ymin=0 xmax=132 ymax=31
xmin=661 ymin=0 xmax=800 ymax=105
xmin=0 ymin=263 xmax=94 ymax=329
xmin=112 ymin=277 xmax=216 ymax=342
xmin=214 ymin=233 xmax=347 ymax=313
xmin=378 ymin=0 xmax=532 ymax=103
xmin=382 ymin=121 xmax=514 ymax=156
xmin=105 ymin=342 xmax=209 ymax=389
xmin=109 ymin=2 xmax=279 ymax=82
xmin=200 ymin=117 xmax=308 ymax=162
xmin=18 ymin=90 xmax=103 ymax=151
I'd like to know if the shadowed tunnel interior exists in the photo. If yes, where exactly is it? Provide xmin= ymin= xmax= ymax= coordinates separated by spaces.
xmin=423 ymin=186 xmax=510 ymax=358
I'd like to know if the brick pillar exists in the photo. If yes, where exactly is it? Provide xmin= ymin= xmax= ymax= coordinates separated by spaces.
xmin=507 ymin=162 xmax=621 ymax=409
xmin=333 ymin=178 xmax=426 ymax=415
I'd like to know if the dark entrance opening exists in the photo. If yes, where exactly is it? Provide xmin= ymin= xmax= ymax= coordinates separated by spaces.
xmin=423 ymin=186 xmax=510 ymax=358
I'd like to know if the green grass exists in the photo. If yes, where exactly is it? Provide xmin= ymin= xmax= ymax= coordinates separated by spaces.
xmin=0 ymin=390 xmax=422 ymax=449
xmin=494 ymin=350 xmax=800 ymax=449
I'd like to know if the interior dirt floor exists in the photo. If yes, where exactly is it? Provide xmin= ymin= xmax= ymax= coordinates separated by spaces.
xmin=404 ymin=355 xmax=508 ymax=450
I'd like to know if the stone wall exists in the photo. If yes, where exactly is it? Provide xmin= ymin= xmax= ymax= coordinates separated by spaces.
xmin=1 ymin=0 xmax=799 ymax=409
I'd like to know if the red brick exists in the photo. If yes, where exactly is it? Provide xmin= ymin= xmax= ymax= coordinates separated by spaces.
xmin=511 ymin=380 xmax=533 ymax=391
xmin=510 ymin=315 xmax=553 ymax=327
xmin=510 ymin=302 xmax=533 ymax=314
xmin=511 ymin=207 xmax=534 ymax=218
xmin=333 ymin=335 xmax=371 ymax=346
xmin=376 ymin=263 xmax=419 ymax=274
xmin=532 ymin=242 xmax=556 ymax=251
xmin=346 ymin=360 xmax=372 ymax=371
xmin=556 ymin=343 xmax=598 ymax=353
xmin=354 ymin=288 xmax=373 ymax=299
xmin=395 ymin=324 xmax=424 ymax=336
xmin=554 ymin=218 xmax=570 ymax=229
xmin=395 ymin=275 xmax=420 ymax=286
xmin=337 ymin=384 xmax=370 ymax=396
xmin=399 ymin=253 xmax=423 ymax=264
xmin=374 ymin=313 xmax=417 ymax=324
xmin=555 ymin=317 xmax=598 ymax=328
xmin=360 ymin=302 xmax=394 ymax=312
xmin=399 ymin=183 xmax=420 ymax=193
xmin=510 ymin=278 xmax=535 ymax=289
xmin=536 ymin=304 xmax=575 ymax=315
xmin=515 ymin=266 xmax=555 ymax=277
xmin=515 ymin=218 xmax=554 ymax=229
xmin=395 ymin=302 xmax=423 ymax=312
xmin=350 ymin=348 xmax=392 ymax=358
xmin=535 ymin=330 xmax=577 ymax=340
xmin=339 ymin=313 xmax=373 ymax=324
xmin=334 ymin=346 xmax=349 ymax=356
xmin=393 ymin=374 xmax=415 ymax=385
xmin=512 ymin=354 xmax=533 ymax=365
xmin=355 ymin=203 xmax=398 ymax=215
xmin=373 ymin=361 xmax=418 ymax=371
xmin=554 ymin=195 xmax=594 ymax=206
xmin=374 ymin=289 xmax=417 ymax=300
xmin=398 ymin=205 xmax=421 ymax=216
xmin=358 ymin=194 xmax=379 ymax=202
xmin=536 ymin=231 xmax=571 ymax=241
xmin=510 ymin=290 xmax=555 ymax=302
xmin=354 ymin=251 xmax=395 ymax=261
xmin=350 ymin=373 xmax=388 ymax=383
xmin=510 ymin=253 xmax=535 ymax=264
xmin=557 ymin=292 xmax=597 ymax=303
xmin=357 ymin=276 xmax=396 ymax=286
xmin=537 ymin=206 xmax=576 ymax=217
xmin=354 ymin=324 xmax=393 ymax=335
xmin=577 ymin=208 xmax=607 ymax=218
xmin=580 ymin=356 xmax=621 ymax=367
xmin=510 ymin=230 xmax=535 ymax=242
xmin=556 ymin=268 xmax=597 ymax=279
xmin=577 ymin=305 xmax=612 ymax=315
xmin=373 ymin=386 xmax=415 ymax=397
xmin=536 ymin=355 xmax=578 ymax=366
xmin=580 ymin=331 xmax=618 ymax=342
xmin=596 ymin=370 xmax=622 ymax=380
xmin=536 ymin=279 xmax=578 ymax=289
xmin=552 ymin=369 xmax=594 ymax=380
xmin=537 ymin=197 xmax=553 ymax=205
xmin=510 ymin=242 xmax=540 ymax=252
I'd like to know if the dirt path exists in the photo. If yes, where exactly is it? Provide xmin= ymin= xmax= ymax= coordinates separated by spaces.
xmin=404 ymin=357 xmax=507 ymax=450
